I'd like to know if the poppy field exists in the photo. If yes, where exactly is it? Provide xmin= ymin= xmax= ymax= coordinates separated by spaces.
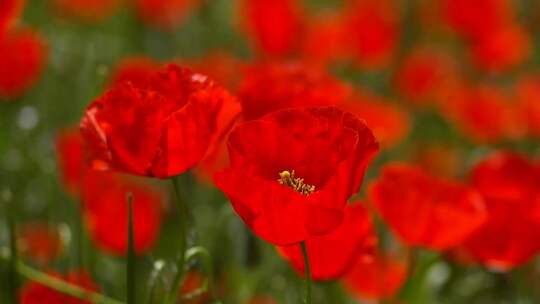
xmin=2 ymin=0 xmax=540 ymax=303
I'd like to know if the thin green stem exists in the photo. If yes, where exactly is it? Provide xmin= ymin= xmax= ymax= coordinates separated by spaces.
xmin=7 ymin=207 xmax=18 ymax=304
xmin=300 ymin=242 xmax=312 ymax=304
xmin=166 ymin=176 xmax=189 ymax=304
xmin=127 ymin=193 xmax=136 ymax=304
xmin=17 ymin=261 xmax=124 ymax=304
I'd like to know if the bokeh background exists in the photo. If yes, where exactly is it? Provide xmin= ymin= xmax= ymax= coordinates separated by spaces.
xmin=1 ymin=0 xmax=540 ymax=303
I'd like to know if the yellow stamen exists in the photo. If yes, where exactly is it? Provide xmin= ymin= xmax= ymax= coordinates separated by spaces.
xmin=277 ymin=170 xmax=315 ymax=196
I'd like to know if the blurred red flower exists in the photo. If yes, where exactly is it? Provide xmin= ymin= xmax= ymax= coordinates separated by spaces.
xmin=0 ymin=28 xmax=47 ymax=99
xmin=442 ymin=0 xmax=513 ymax=40
xmin=20 ymin=270 xmax=99 ymax=304
xmin=394 ymin=48 xmax=457 ymax=106
xmin=134 ymin=0 xmax=200 ymax=29
xmin=0 ymin=0 xmax=24 ymax=34
xmin=344 ymin=0 xmax=400 ymax=69
xmin=108 ymin=56 xmax=162 ymax=88
xmin=515 ymin=75 xmax=540 ymax=137
xmin=441 ymin=84 xmax=525 ymax=143
xmin=18 ymin=222 xmax=63 ymax=265
xmin=238 ymin=62 xmax=351 ymax=121
xmin=464 ymin=152 xmax=540 ymax=270
xmin=214 ymin=106 xmax=378 ymax=245
xmin=369 ymin=163 xmax=487 ymax=250
xmin=278 ymin=202 xmax=376 ymax=280
xmin=344 ymin=251 xmax=408 ymax=300
xmin=470 ymin=24 xmax=531 ymax=73
xmin=80 ymin=64 xmax=236 ymax=178
xmin=344 ymin=91 xmax=411 ymax=148
xmin=52 ymin=0 xmax=121 ymax=22
xmin=56 ymin=128 xmax=85 ymax=195
xmin=301 ymin=12 xmax=348 ymax=65
xmin=82 ymin=170 xmax=163 ymax=256
xmin=240 ymin=0 xmax=304 ymax=57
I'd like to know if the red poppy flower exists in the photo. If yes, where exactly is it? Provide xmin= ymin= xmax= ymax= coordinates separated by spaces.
xmin=394 ymin=48 xmax=457 ymax=106
xmin=240 ymin=0 xmax=305 ymax=57
xmin=440 ymin=84 xmax=525 ymax=143
xmin=0 ymin=0 xmax=24 ymax=34
xmin=344 ymin=91 xmax=411 ymax=148
xmin=52 ymin=0 xmax=121 ymax=22
xmin=0 ymin=28 xmax=47 ymax=99
xmin=238 ymin=62 xmax=351 ymax=121
xmin=214 ymin=106 xmax=378 ymax=245
xmin=369 ymin=163 xmax=487 ymax=250
xmin=82 ymin=170 xmax=163 ymax=256
xmin=56 ymin=128 xmax=85 ymax=195
xmin=18 ymin=222 xmax=63 ymax=265
xmin=108 ymin=56 xmax=162 ymax=88
xmin=441 ymin=0 xmax=513 ymax=40
xmin=134 ymin=0 xmax=200 ymax=30
xmin=278 ymin=202 xmax=376 ymax=280
xmin=176 ymin=54 xmax=244 ymax=182
xmin=344 ymin=252 xmax=408 ymax=300
xmin=470 ymin=24 xmax=531 ymax=73
xmin=80 ymin=64 xmax=235 ymax=178
xmin=344 ymin=0 xmax=400 ymax=69
xmin=515 ymin=75 xmax=540 ymax=137
xmin=193 ymin=95 xmax=242 ymax=182
xmin=464 ymin=152 xmax=540 ymax=270
xmin=20 ymin=270 xmax=99 ymax=304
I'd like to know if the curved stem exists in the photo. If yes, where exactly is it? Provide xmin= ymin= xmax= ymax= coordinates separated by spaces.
xmin=126 ymin=193 xmax=136 ymax=304
xmin=300 ymin=242 xmax=312 ymax=304
xmin=17 ymin=261 xmax=124 ymax=304
xmin=184 ymin=246 xmax=214 ymax=299
xmin=166 ymin=176 xmax=189 ymax=304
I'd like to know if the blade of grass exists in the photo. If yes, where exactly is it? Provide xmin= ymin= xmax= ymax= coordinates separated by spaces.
xmin=7 ymin=201 xmax=18 ymax=304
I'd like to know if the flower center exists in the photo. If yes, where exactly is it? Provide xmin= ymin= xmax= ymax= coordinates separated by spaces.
xmin=277 ymin=170 xmax=315 ymax=196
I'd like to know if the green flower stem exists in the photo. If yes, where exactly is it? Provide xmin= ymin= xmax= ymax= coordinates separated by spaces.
xmin=126 ymin=193 xmax=136 ymax=304
xmin=17 ymin=261 xmax=124 ymax=304
xmin=7 ymin=207 xmax=18 ymax=304
xmin=166 ymin=175 xmax=189 ymax=304
xmin=300 ymin=242 xmax=312 ymax=304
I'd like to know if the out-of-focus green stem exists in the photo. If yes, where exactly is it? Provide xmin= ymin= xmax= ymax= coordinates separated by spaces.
xmin=300 ymin=242 xmax=312 ymax=304
xmin=127 ymin=193 xmax=136 ymax=304
xmin=17 ymin=261 xmax=124 ymax=304
xmin=166 ymin=176 xmax=189 ymax=304
xmin=7 ymin=206 xmax=18 ymax=304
